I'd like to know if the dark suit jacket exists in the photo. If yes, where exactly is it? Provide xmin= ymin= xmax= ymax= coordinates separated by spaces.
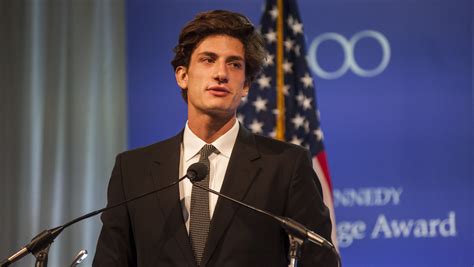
xmin=93 ymin=126 xmax=336 ymax=266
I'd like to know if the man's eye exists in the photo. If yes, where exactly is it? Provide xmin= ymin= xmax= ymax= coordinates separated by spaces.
xmin=230 ymin=62 xmax=242 ymax=69
xmin=201 ymin=58 xmax=214 ymax=63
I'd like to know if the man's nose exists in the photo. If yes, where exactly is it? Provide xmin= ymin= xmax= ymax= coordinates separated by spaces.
xmin=213 ymin=61 xmax=228 ymax=83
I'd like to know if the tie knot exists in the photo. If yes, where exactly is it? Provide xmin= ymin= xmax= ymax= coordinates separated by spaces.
xmin=199 ymin=144 xmax=218 ymax=159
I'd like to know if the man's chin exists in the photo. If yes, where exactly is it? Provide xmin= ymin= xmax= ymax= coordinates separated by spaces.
xmin=206 ymin=108 xmax=235 ymax=118
xmin=197 ymin=106 xmax=236 ymax=119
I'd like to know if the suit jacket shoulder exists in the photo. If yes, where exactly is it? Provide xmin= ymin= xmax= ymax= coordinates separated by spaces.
xmin=118 ymin=131 xmax=183 ymax=165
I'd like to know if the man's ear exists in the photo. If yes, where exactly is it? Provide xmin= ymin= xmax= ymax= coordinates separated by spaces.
xmin=175 ymin=66 xmax=188 ymax=89
xmin=242 ymin=83 xmax=250 ymax=97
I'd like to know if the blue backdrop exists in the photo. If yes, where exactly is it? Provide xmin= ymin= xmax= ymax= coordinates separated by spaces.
xmin=126 ymin=0 xmax=473 ymax=266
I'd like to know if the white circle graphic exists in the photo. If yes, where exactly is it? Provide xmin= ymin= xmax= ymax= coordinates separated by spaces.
xmin=308 ymin=30 xmax=391 ymax=79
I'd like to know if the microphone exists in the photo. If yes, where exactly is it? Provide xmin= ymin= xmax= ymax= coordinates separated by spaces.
xmin=186 ymin=162 xmax=332 ymax=248
xmin=186 ymin=163 xmax=341 ymax=265
xmin=1 ymin=172 xmax=190 ymax=267
xmin=186 ymin=162 xmax=208 ymax=182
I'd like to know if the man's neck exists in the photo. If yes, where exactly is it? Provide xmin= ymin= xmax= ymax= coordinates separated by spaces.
xmin=187 ymin=114 xmax=237 ymax=144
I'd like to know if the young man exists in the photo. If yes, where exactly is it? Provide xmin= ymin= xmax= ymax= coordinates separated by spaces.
xmin=93 ymin=10 xmax=335 ymax=266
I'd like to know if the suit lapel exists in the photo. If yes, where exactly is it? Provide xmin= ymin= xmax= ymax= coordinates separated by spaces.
xmin=150 ymin=132 xmax=197 ymax=266
xmin=201 ymin=126 xmax=261 ymax=266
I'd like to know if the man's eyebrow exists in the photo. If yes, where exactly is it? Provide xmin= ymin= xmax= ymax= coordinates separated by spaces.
xmin=197 ymin=51 xmax=218 ymax=58
xmin=196 ymin=52 xmax=244 ymax=62
xmin=226 ymin=55 xmax=244 ymax=62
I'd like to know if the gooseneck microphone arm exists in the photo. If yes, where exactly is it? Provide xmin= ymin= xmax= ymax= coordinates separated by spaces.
xmin=0 ymin=173 xmax=192 ymax=267
xmin=186 ymin=162 xmax=342 ymax=267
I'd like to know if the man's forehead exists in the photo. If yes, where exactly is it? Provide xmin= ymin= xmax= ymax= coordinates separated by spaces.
xmin=192 ymin=35 xmax=245 ymax=58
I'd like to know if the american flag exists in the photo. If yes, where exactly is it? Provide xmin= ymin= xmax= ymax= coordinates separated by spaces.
xmin=237 ymin=0 xmax=337 ymax=245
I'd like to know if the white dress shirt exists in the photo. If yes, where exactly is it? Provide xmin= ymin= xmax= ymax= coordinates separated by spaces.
xmin=179 ymin=120 xmax=239 ymax=232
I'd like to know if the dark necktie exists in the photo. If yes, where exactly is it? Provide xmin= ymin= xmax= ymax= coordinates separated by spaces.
xmin=189 ymin=144 xmax=218 ymax=266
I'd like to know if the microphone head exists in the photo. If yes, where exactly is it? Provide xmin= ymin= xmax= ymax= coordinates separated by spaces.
xmin=186 ymin=162 xmax=208 ymax=182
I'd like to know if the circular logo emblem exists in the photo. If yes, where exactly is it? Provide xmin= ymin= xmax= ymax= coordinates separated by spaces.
xmin=308 ymin=30 xmax=391 ymax=79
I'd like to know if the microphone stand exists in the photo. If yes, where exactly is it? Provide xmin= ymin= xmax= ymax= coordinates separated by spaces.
xmin=288 ymin=234 xmax=304 ymax=267
xmin=69 ymin=249 xmax=88 ymax=267
xmin=190 ymin=181 xmax=341 ymax=267
xmin=1 ymin=176 xmax=188 ymax=267
xmin=33 ymin=245 xmax=50 ymax=267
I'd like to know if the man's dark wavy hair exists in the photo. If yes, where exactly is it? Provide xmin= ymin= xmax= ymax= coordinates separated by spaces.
xmin=171 ymin=10 xmax=266 ymax=101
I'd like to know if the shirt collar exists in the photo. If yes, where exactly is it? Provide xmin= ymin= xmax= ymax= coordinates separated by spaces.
xmin=182 ymin=119 xmax=239 ymax=162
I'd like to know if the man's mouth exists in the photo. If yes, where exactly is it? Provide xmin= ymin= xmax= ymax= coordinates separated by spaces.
xmin=207 ymin=86 xmax=230 ymax=96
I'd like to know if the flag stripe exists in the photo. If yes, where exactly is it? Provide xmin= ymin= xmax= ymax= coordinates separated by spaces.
xmin=313 ymin=156 xmax=338 ymax=247
xmin=316 ymin=151 xmax=333 ymax=193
